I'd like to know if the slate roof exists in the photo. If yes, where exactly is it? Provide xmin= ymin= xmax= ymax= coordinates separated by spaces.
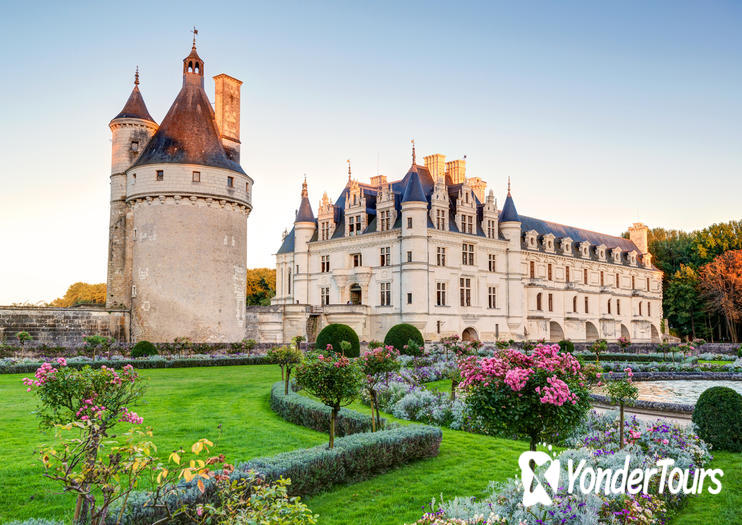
xmin=131 ymin=55 xmax=245 ymax=174
xmin=112 ymin=85 xmax=155 ymax=123
xmin=500 ymin=193 xmax=519 ymax=222
xmin=296 ymin=197 xmax=315 ymax=222
xmin=277 ymin=227 xmax=296 ymax=254
xmin=519 ymin=215 xmax=639 ymax=252
xmin=401 ymin=168 xmax=426 ymax=202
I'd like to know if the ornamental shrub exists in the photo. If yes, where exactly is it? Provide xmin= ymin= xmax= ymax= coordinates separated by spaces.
xmin=267 ymin=345 xmax=303 ymax=394
xmin=360 ymin=345 xmax=400 ymax=431
xmin=459 ymin=343 xmax=590 ymax=451
xmin=315 ymin=324 xmax=360 ymax=357
xmin=131 ymin=340 xmax=157 ymax=358
xmin=385 ymin=323 xmax=424 ymax=354
xmin=558 ymin=339 xmax=574 ymax=354
xmin=693 ymin=386 xmax=742 ymax=452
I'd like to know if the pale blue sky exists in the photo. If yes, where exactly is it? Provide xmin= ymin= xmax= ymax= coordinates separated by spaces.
xmin=0 ymin=1 xmax=740 ymax=304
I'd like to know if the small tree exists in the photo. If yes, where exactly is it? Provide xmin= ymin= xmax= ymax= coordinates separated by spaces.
xmin=295 ymin=352 xmax=362 ymax=448
xmin=617 ymin=336 xmax=630 ymax=350
xmin=603 ymin=368 xmax=639 ymax=449
xmin=292 ymin=335 xmax=306 ymax=350
xmin=359 ymin=345 xmax=400 ymax=431
xmin=657 ymin=341 xmax=671 ymax=361
xmin=16 ymin=331 xmax=32 ymax=346
xmin=83 ymin=334 xmax=114 ymax=360
xmin=268 ymin=346 xmax=304 ymax=394
xmin=459 ymin=344 xmax=590 ymax=452
xmin=590 ymin=339 xmax=608 ymax=363
xmin=23 ymin=360 xmax=145 ymax=524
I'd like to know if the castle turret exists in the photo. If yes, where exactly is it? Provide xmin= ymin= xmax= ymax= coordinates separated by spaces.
xmin=499 ymin=178 xmax=524 ymax=336
xmin=107 ymin=68 xmax=158 ymax=310
xmin=400 ymin=159 xmax=428 ymax=320
xmin=293 ymin=178 xmax=316 ymax=304
xmin=120 ymin=38 xmax=253 ymax=342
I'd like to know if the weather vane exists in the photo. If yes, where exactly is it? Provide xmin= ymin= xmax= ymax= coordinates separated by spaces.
xmin=192 ymin=26 xmax=198 ymax=47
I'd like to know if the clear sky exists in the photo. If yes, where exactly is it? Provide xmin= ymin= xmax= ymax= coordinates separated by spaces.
xmin=0 ymin=0 xmax=740 ymax=304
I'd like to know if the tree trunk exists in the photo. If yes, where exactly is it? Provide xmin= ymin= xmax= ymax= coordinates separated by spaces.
xmin=529 ymin=436 xmax=538 ymax=493
xmin=450 ymin=378 xmax=458 ymax=401
xmin=284 ymin=368 xmax=291 ymax=395
xmin=619 ymin=402 xmax=625 ymax=449
xmin=280 ymin=365 xmax=285 ymax=381
xmin=329 ymin=407 xmax=338 ymax=448
xmin=369 ymin=390 xmax=376 ymax=432
xmin=373 ymin=391 xmax=381 ymax=430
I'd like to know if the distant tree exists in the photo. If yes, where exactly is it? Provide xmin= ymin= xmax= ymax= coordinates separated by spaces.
xmin=51 ymin=283 xmax=106 ymax=307
xmin=692 ymin=220 xmax=742 ymax=264
xmin=245 ymin=268 xmax=276 ymax=305
xmin=698 ymin=250 xmax=742 ymax=343
xmin=665 ymin=265 xmax=707 ymax=339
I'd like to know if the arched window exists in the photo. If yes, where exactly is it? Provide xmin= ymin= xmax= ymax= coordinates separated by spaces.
xmin=195 ymin=62 xmax=200 ymax=73
xmin=639 ymin=302 xmax=643 ymax=316
xmin=536 ymin=293 xmax=542 ymax=311
xmin=607 ymin=299 xmax=612 ymax=314
xmin=584 ymin=296 xmax=589 ymax=313
xmin=188 ymin=61 xmax=194 ymax=72
xmin=572 ymin=296 xmax=577 ymax=312
xmin=647 ymin=302 xmax=651 ymax=316
xmin=530 ymin=261 xmax=535 ymax=278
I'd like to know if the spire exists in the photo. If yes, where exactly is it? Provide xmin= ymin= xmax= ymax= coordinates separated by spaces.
xmin=500 ymin=178 xmax=519 ymax=222
xmin=111 ymin=67 xmax=155 ymax=123
xmin=295 ymin=177 xmax=315 ymax=222
xmin=411 ymin=139 xmax=416 ymax=165
xmin=183 ymin=28 xmax=204 ymax=87
xmin=347 ymin=159 xmax=352 ymax=182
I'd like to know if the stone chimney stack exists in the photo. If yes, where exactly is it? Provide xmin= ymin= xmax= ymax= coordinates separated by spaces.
xmin=213 ymin=74 xmax=243 ymax=163
xmin=628 ymin=222 xmax=649 ymax=254
xmin=424 ymin=154 xmax=446 ymax=181
xmin=445 ymin=159 xmax=466 ymax=184
xmin=467 ymin=177 xmax=486 ymax=202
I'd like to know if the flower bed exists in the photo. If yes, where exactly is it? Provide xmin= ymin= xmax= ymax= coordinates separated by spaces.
xmin=0 ymin=354 xmax=269 ymax=374
xmin=590 ymin=393 xmax=695 ymax=414
xmin=270 ymin=381 xmax=382 ymax=436
xmin=599 ymin=359 xmax=742 ymax=373
xmin=422 ymin=411 xmax=712 ymax=524
xmin=575 ymin=352 xmax=697 ymax=364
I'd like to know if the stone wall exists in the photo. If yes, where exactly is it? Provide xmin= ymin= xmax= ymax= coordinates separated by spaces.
xmin=0 ymin=307 xmax=130 ymax=345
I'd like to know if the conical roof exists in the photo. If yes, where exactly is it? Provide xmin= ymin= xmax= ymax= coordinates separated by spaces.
xmin=401 ymin=168 xmax=427 ymax=203
xmin=131 ymin=80 xmax=244 ymax=174
xmin=112 ymin=81 xmax=155 ymax=122
xmin=500 ymin=192 xmax=519 ymax=222
xmin=295 ymin=178 xmax=315 ymax=222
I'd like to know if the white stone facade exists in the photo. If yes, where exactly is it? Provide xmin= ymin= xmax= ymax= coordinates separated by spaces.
xmin=273 ymin=153 xmax=662 ymax=344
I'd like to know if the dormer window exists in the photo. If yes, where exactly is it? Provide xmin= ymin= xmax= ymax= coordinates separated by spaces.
xmin=227 ymin=176 xmax=234 ymax=188
xmin=543 ymin=234 xmax=556 ymax=253
xmin=612 ymin=248 xmax=622 ymax=264
xmin=525 ymin=230 xmax=539 ymax=249
xmin=156 ymin=170 xmax=164 ymax=181
xmin=320 ymin=221 xmax=332 ymax=240
xmin=348 ymin=215 xmax=362 ymax=236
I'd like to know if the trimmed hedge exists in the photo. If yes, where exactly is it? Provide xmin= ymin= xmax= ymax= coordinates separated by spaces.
xmin=315 ymin=323 xmax=360 ymax=357
xmin=110 ymin=386 xmax=442 ymax=524
xmin=576 ymin=352 xmax=696 ymax=364
xmin=693 ymin=386 xmax=742 ymax=452
xmin=270 ymin=381 xmax=382 ymax=435
xmin=131 ymin=340 xmax=157 ymax=358
xmin=384 ymin=323 xmax=424 ymax=354
xmin=7 ymin=521 xmax=64 ymax=525
xmin=0 ymin=354 xmax=270 ymax=374
xmin=558 ymin=340 xmax=575 ymax=353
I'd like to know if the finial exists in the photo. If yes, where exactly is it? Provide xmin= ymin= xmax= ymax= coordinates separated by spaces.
xmin=411 ymin=139 xmax=416 ymax=165
xmin=347 ymin=159 xmax=352 ymax=181
xmin=301 ymin=175 xmax=308 ymax=197
xmin=134 ymin=66 xmax=140 ymax=86
xmin=191 ymin=26 xmax=198 ymax=48
xmin=507 ymin=176 xmax=511 ymax=196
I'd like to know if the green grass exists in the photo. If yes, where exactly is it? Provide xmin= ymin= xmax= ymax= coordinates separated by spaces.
xmin=0 ymin=365 xmax=526 ymax=525
xmin=698 ymin=359 xmax=734 ymax=365
xmin=2 ymin=365 xmax=739 ymax=525
xmin=672 ymin=451 xmax=742 ymax=524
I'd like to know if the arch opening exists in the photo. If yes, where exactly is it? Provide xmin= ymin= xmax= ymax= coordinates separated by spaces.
xmin=462 ymin=327 xmax=479 ymax=342
xmin=549 ymin=321 xmax=565 ymax=343
xmin=585 ymin=321 xmax=600 ymax=342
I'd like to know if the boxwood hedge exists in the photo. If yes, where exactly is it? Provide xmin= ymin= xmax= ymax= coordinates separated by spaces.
xmin=270 ymin=381 xmax=383 ymax=435
xmin=315 ymin=323 xmax=360 ymax=357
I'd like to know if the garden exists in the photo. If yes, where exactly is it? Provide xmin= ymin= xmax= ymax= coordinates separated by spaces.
xmin=1 ymin=325 xmax=741 ymax=524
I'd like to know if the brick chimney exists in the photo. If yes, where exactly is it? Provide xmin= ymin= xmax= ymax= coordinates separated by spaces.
xmin=213 ymin=74 xmax=243 ymax=163
xmin=628 ymin=222 xmax=649 ymax=254
xmin=424 ymin=154 xmax=446 ymax=181
xmin=445 ymin=159 xmax=466 ymax=184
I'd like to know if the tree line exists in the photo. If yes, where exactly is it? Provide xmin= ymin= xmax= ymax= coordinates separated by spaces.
xmin=628 ymin=220 xmax=741 ymax=342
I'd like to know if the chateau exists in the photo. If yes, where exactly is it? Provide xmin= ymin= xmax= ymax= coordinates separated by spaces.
xmin=274 ymin=146 xmax=663 ymax=343
xmin=106 ymin=38 xmax=252 ymax=342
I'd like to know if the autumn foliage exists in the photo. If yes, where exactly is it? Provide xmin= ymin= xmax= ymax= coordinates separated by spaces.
xmin=698 ymin=249 xmax=742 ymax=343
xmin=51 ymin=282 xmax=106 ymax=307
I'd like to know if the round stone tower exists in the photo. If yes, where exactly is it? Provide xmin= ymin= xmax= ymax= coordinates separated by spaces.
xmin=107 ymin=69 xmax=158 ymax=310
xmin=117 ymin=41 xmax=252 ymax=342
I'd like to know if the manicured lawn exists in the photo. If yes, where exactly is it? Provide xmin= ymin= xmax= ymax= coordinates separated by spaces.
xmin=672 ymin=451 xmax=742 ymax=524
xmin=698 ymin=359 xmax=735 ymax=365
xmin=0 ymin=365 xmax=526 ymax=525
